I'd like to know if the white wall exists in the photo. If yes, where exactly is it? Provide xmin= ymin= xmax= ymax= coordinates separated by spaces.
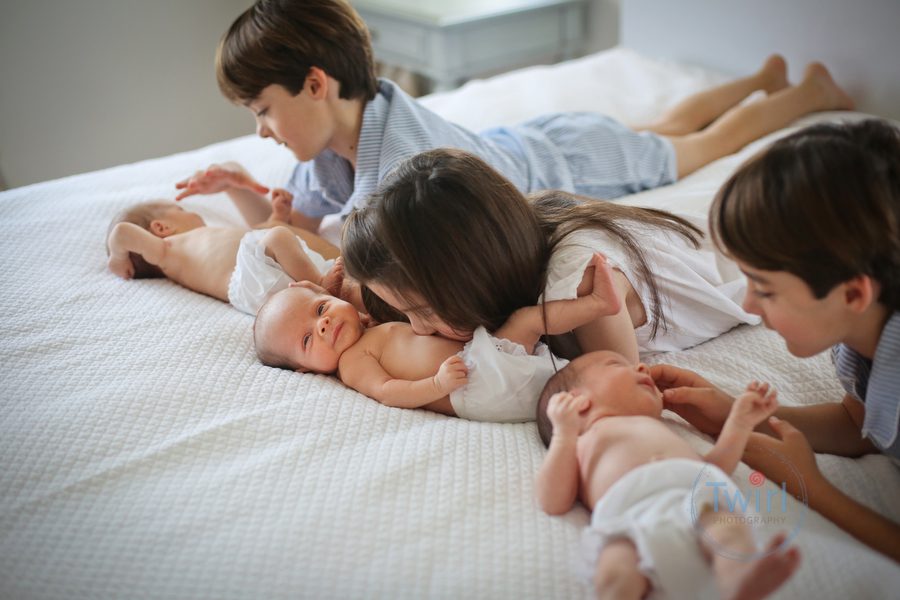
xmin=0 ymin=0 xmax=255 ymax=189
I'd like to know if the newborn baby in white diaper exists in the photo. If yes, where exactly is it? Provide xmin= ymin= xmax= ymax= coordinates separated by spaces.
xmin=106 ymin=197 xmax=352 ymax=316
xmin=535 ymin=351 xmax=801 ymax=600
xmin=253 ymin=254 xmax=616 ymax=422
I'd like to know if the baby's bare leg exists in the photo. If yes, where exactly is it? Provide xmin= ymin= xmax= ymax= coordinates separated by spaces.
xmin=667 ymin=62 xmax=853 ymax=178
xmin=592 ymin=538 xmax=649 ymax=600
xmin=639 ymin=55 xmax=788 ymax=136
xmin=261 ymin=226 xmax=324 ymax=285
xmin=698 ymin=509 xmax=800 ymax=600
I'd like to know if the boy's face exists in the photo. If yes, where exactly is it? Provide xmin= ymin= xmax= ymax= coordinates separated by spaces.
xmin=738 ymin=263 xmax=850 ymax=358
xmin=366 ymin=283 xmax=473 ymax=342
xmin=246 ymin=83 xmax=333 ymax=163
xmin=570 ymin=351 xmax=663 ymax=423
xmin=261 ymin=285 xmax=364 ymax=374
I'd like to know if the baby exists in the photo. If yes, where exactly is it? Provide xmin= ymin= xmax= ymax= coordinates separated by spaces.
xmin=535 ymin=351 xmax=801 ymax=599
xmin=106 ymin=196 xmax=347 ymax=316
xmin=253 ymin=254 xmax=618 ymax=422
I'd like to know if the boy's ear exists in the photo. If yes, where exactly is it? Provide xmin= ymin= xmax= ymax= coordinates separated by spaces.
xmin=843 ymin=275 xmax=878 ymax=313
xmin=305 ymin=66 xmax=329 ymax=100
xmin=149 ymin=219 xmax=172 ymax=238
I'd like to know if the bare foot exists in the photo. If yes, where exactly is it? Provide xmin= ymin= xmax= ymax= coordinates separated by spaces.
xmin=716 ymin=533 xmax=801 ymax=600
xmin=270 ymin=188 xmax=293 ymax=223
xmin=758 ymin=54 xmax=789 ymax=95
xmin=321 ymin=256 xmax=345 ymax=298
xmin=802 ymin=62 xmax=855 ymax=111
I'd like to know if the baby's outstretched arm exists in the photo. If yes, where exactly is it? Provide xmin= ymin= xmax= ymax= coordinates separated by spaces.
xmin=704 ymin=381 xmax=778 ymax=474
xmin=107 ymin=222 xmax=168 ymax=279
xmin=341 ymin=353 xmax=468 ymax=410
xmin=495 ymin=253 xmax=620 ymax=353
xmin=535 ymin=391 xmax=589 ymax=515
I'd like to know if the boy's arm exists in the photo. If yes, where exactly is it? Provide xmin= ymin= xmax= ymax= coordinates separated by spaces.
xmin=341 ymin=353 xmax=467 ymax=409
xmin=535 ymin=392 xmax=587 ymax=514
xmin=744 ymin=418 xmax=900 ymax=563
xmin=703 ymin=382 xmax=778 ymax=474
xmin=496 ymin=253 xmax=621 ymax=352
xmin=289 ymin=209 xmax=323 ymax=234
xmin=107 ymin=222 xmax=167 ymax=278
xmin=175 ymin=162 xmax=272 ymax=226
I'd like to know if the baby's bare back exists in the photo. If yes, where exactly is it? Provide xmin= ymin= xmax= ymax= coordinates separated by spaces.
xmin=576 ymin=416 xmax=701 ymax=508
xmin=161 ymin=227 xmax=244 ymax=301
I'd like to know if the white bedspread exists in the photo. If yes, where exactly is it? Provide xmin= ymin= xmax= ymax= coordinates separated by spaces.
xmin=1 ymin=48 xmax=898 ymax=599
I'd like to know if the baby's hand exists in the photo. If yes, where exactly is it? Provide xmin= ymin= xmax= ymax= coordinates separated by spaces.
xmin=270 ymin=188 xmax=294 ymax=222
xmin=108 ymin=255 xmax=135 ymax=280
xmin=174 ymin=162 xmax=269 ymax=201
xmin=732 ymin=381 xmax=778 ymax=429
xmin=547 ymin=391 xmax=589 ymax=439
xmin=585 ymin=253 xmax=621 ymax=317
xmin=434 ymin=356 xmax=468 ymax=396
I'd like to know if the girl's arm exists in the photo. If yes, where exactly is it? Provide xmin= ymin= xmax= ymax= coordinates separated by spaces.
xmin=107 ymin=222 xmax=168 ymax=278
xmin=704 ymin=382 xmax=778 ymax=474
xmin=496 ymin=253 xmax=621 ymax=353
xmin=341 ymin=354 xmax=468 ymax=409
xmin=535 ymin=391 xmax=587 ymax=515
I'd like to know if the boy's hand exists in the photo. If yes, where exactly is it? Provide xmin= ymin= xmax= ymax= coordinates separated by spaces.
xmin=743 ymin=417 xmax=824 ymax=498
xmin=651 ymin=364 xmax=734 ymax=436
xmin=108 ymin=255 xmax=135 ymax=280
xmin=584 ymin=253 xmax=622 ymax=317
xmin=174 ymin=163 xmax=269 ymax=201
xmin=547 ymin=391 xmax=589 ymax=440
xmin=434 ymin=356 xmax=468 ymax=396
xmin=732 ymin=381 xmax=779 ymax=430
xmin=270 ymin=188 xmax=294 ymax=222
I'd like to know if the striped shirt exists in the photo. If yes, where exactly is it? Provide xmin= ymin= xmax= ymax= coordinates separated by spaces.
xmin=285 ymin=79 xmax=676 ymax=218
xmin=832 ymin=311 xmax=900 ymax=459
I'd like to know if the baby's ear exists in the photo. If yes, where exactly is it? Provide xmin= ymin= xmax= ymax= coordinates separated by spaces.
xmin=149 ymin=219 xmax=172 ymax=238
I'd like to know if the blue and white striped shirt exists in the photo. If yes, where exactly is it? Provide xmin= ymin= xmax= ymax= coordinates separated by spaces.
xmin=832 ymin=311 xmax=900 ymax=459
xmin=285 ymin=79 xmax=676 ymax=218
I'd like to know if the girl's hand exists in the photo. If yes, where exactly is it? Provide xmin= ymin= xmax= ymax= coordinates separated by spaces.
xmin=434 ymin=356 xmax=468 ymax=396
xmin=108 ymin=255 xmax=134 ymax=279
xmin=175 ymin=163 xmax=269 ymax=201
xmin=270 ymin=188 xmax=294 ymax=222
xmin=650 ymin=364 xmax=733 ymax=436
xmin=732 ymin=381 xmax=779 ymax=430
xmin=743 ymin=417 xmax=825 ymax=499
xmin=547 ymin=391 xmax=589 ymax=440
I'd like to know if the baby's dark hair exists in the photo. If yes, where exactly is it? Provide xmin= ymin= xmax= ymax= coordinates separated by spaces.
xmin=711 ymin=119 xmax=900 ymax=310
xmin=216 ymin=0 xmax=378 ymax=104
xmin=106 ymin=201 xmax=170 ymax=278
xmin=536 ymin=361 xmax=582 ymax=448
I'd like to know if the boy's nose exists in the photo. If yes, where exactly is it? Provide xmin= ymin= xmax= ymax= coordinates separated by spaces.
xmin=317 ymin=315 xmax=331 ymax=335
xmin=256 ymin=122 xmax=271 ymax=139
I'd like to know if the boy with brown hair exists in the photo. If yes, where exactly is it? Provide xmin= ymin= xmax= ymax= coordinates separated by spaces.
xmin=183 ymin=0 xmax=852 ymax=235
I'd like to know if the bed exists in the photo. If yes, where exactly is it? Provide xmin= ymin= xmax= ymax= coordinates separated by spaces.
xmin=2 ymin=35 xmax=899 ymax=600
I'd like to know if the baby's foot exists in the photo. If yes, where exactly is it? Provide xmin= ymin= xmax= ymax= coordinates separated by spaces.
xmin=716 ymin=533 xmax=801 ymax=600
xmin=802 ymin=62 xmax=855 ymax=111
xmin=321 ymin=257 xmax=345 ymax=298
xmin=758 ymin=54 xmax=789 ymax=95
xmin=270 ymin=188 xmax=293 ymax=222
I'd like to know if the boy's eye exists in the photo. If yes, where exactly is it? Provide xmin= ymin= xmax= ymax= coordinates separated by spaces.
xmin=317 ymin=302 xmax=326 ymax=316
xmin=753 ymin=291 xmax=774 ymax=299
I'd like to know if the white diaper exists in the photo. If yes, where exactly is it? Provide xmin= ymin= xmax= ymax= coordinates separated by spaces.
xmin=583 ymin=458 xmax=757 ymax=600
xmin=227 ymin=229 xmax=333 ymax=316
xmin=449 ymin=326 xmax=568 ymax=423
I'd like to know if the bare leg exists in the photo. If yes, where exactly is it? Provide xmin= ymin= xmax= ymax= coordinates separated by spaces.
xmin=668 ymin=62 xmax=854 ymax=177
xmin=592 ymin=538 xmax=650 ymax=600
xmin=261 ymin=226 xmax=325 ymax=285
xmin=640 ymin=55 xmax=788 ymax=136
xmin=699 ymin=510 xmax=801 ymax=600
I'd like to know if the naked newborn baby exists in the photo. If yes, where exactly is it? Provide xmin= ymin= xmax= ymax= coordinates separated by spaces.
xmin=535 ymin=351 xmax=801 ymax=599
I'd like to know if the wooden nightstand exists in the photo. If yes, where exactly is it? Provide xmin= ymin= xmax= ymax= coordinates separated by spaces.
xmin=354 ymin=0 xmax=585 ymax=92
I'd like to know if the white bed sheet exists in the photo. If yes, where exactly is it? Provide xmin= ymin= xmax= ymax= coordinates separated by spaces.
xmin=1 ymin=48 xmax=898 ymax=599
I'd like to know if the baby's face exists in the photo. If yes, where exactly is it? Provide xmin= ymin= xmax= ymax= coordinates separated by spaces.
xmin=261 ymin=285 xmax=365 ymax=374
xmin=570 ymin=351 xmax=663 ymax=422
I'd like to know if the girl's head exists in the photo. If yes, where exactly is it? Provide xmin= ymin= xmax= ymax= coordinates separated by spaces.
xmin=342 ymin=148 xmax=549 ymax=340
xmin=711 ymin=119 xmax=900 ymax=354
